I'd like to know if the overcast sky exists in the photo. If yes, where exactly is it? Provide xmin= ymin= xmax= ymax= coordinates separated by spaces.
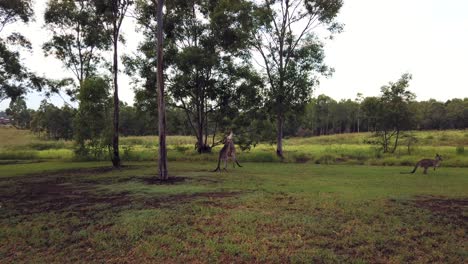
xmin=1 ymin=0 xmax=467 ymax=110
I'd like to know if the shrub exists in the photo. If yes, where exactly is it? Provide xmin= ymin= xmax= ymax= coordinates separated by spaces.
xmin=456 ymin=145 xmax=465 ymax=155
xmin=293 ymin=153 xmax=311 ymax=163
xmin=27 ymin=141 xmax=66 ymax=150
xmin=315 ymin=154 xmax=335 ymax=164
xmin=174 ymin=145 xmax=191 ymax=152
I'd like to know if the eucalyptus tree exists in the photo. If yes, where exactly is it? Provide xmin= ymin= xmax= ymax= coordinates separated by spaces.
xmin=0 ymin=0 xmax=49 ymax=102
xmin=129 ymin=0 xmax=261 ymax=153
xmin=5 ymin=97 xmax=31 ymax=129
xmin=94 ymin=0 xmax=133 ymax=167
xmin=252 ymin=0 xmax=343 ymax=158
xmin=376 ymin=73 xmax=415 ymax=153
xmin=156 ymin=0 xmax=167 ymax=179
xmin=43 ymin=0 xmax=111 ymax=94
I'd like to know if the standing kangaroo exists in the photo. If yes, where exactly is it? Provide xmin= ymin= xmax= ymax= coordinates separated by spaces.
xmin=406 ymin=154 xmax=443 ymax=174
xmin=213 ymin=132 xmax=242 ymax=172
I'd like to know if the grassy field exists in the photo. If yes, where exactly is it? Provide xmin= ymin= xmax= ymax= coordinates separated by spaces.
xmin=0 ymin=161 xmax=467 ymax=262
xmin=1 ymin=127 xmax=467 ymax=167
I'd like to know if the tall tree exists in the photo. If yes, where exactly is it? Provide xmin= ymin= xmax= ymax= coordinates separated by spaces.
xmin=252 ymin=0 xmax=343 ymax=158
xmin=43 ymin=0 xmax=111 ymax=94
xmin=361 ymin=96 xmax=380 ymax=132
xmin=95 ymin=0 xmax=132 ymax=167
xmin=156 ymin=0 xmax=168 ymax=179
xmin=129 ymin=0 xmax=261 ymax=153
xmin=355 ymin=93 xmax=363 ymax=133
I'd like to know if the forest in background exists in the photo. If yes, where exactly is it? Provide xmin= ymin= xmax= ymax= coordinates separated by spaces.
xmin=3 ymin=91 xmax=467 ymax=140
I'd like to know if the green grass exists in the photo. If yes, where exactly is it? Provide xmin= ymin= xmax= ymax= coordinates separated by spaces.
xmin=1 ymin=127 xmax=468 ymax=167
xmin=0 ymin=161 xmax=466 ymax=262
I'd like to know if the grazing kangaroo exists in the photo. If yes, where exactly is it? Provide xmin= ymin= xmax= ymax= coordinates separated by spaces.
xmin=405 ymin=154 xmax=443 ymax=174
xmin=213 ymin=132 xmax=242 ymax=172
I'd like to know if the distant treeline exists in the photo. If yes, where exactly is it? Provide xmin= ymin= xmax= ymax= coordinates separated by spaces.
xmin=3 ymin=94 xmax=467 ymax=141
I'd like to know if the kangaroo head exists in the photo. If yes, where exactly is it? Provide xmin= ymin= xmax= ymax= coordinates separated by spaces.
xmin=227 ymin=131 xmax=233 ymax=140
xmin=435 ymin=154 xmax=442 ymax=161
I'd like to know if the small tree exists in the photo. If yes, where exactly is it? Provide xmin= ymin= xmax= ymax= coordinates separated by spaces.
xmin=74 ymin=77 xmax=112 ymax=159
xmin=375 ymin=73 xmax=415 ymax=153
xmin=401 ymin=132 xmax=418 ymax=155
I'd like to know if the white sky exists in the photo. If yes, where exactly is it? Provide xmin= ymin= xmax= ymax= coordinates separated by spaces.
xmin=1 ymin=0 xmax=467 ymax=110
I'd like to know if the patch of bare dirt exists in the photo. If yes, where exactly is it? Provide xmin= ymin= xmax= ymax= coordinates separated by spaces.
xmin=29 ymin=165 xmax=136 ymax=177
xmin=411 ymin=195 xmax=468 ymax=227
xmin=137 ymin=191 xmax=244 ymax=208
xmin=140 ymin=176 xmax=187 ymax=185
xmin=0 ymin=173 xmax=243 ymax=220
xmin=0 ymin=180 xmax=130 ymax=218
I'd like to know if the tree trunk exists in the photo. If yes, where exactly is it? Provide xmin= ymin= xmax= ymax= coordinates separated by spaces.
xmin=197 ymin=118 xmax=204 ymax=153
xmin=157 ymin=0 xmax=168 ymax=180
xmin=276 ymin=115 xmax=284 ymax=159
xmin=357 ymin=111 xmax=360 ymax=133
xmin=383 ymin=130 xmax=388 ymax=153
xmin=112 ymin=25 xmax=120 ymax=168
xmin=391 ymin=129 xmax=400 ymax=153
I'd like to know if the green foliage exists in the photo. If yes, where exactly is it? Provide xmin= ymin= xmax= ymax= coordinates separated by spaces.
xmin=252 ymin=0 xmax=343 ymax=156
xmin=5 ymin=97 xmax=31 ymax=129
xmin=73 ymin=77 xmax=112 ymax=159
xmin=456 ymin=145 xmax=464 ymax=155
xmin=43 ymin=0 xmax=111 ymax=92
xmin=365 ymin=73 xmax=416 ymax=153
xmin=0 ymin=1 xmax=62 ymax=102
xmin=129 ymin=0 xmax=262 ymax=153
xmin=0 ymin=0 xmax=33 ymax=25
xmin=2 ymin=127 xmax=468 ymax=167
xmin=30 ymin=100 xmax=75 ymax=140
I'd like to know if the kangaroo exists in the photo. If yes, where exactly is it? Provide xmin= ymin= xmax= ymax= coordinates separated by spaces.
xmin=213 ymin=132 xmax=242 ymax=172
xmin=405 ymin=154 xmax=443 ymax=174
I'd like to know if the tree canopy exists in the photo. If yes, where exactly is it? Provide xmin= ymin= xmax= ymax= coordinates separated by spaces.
xmin=252 ymin=0 xmax=343 ymax=158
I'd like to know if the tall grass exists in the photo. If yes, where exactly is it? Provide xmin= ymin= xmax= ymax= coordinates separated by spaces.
xmin=1 ymin=127 xmax=467 ymax=166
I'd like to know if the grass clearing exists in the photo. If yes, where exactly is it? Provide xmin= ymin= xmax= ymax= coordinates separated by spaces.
xmin=0 ymin=161 xmax=466 ymax=262
xmin=1 ymin=127 xmax=468 ymax=166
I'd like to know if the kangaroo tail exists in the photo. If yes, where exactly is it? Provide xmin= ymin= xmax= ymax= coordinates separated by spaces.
xmin=235 ymin=160 xmax=242 ymax=167
xmin=400 ymin=162 xmax=419 ymax=174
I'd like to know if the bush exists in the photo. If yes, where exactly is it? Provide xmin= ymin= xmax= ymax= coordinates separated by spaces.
xmin=456 ymin=145 xmax=465 ymax=155
xmin=248 ymin=152 xmax=277 ymax=162
xmin=27 ymin=141 xmax=66 ymax=150
xmin=174 ymin=145 xmax=191 ymax=152
xmin=315 ymin=154 xmax=335 ymax=164
xmin=293 ymin=153 xmax=311 ymax=163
